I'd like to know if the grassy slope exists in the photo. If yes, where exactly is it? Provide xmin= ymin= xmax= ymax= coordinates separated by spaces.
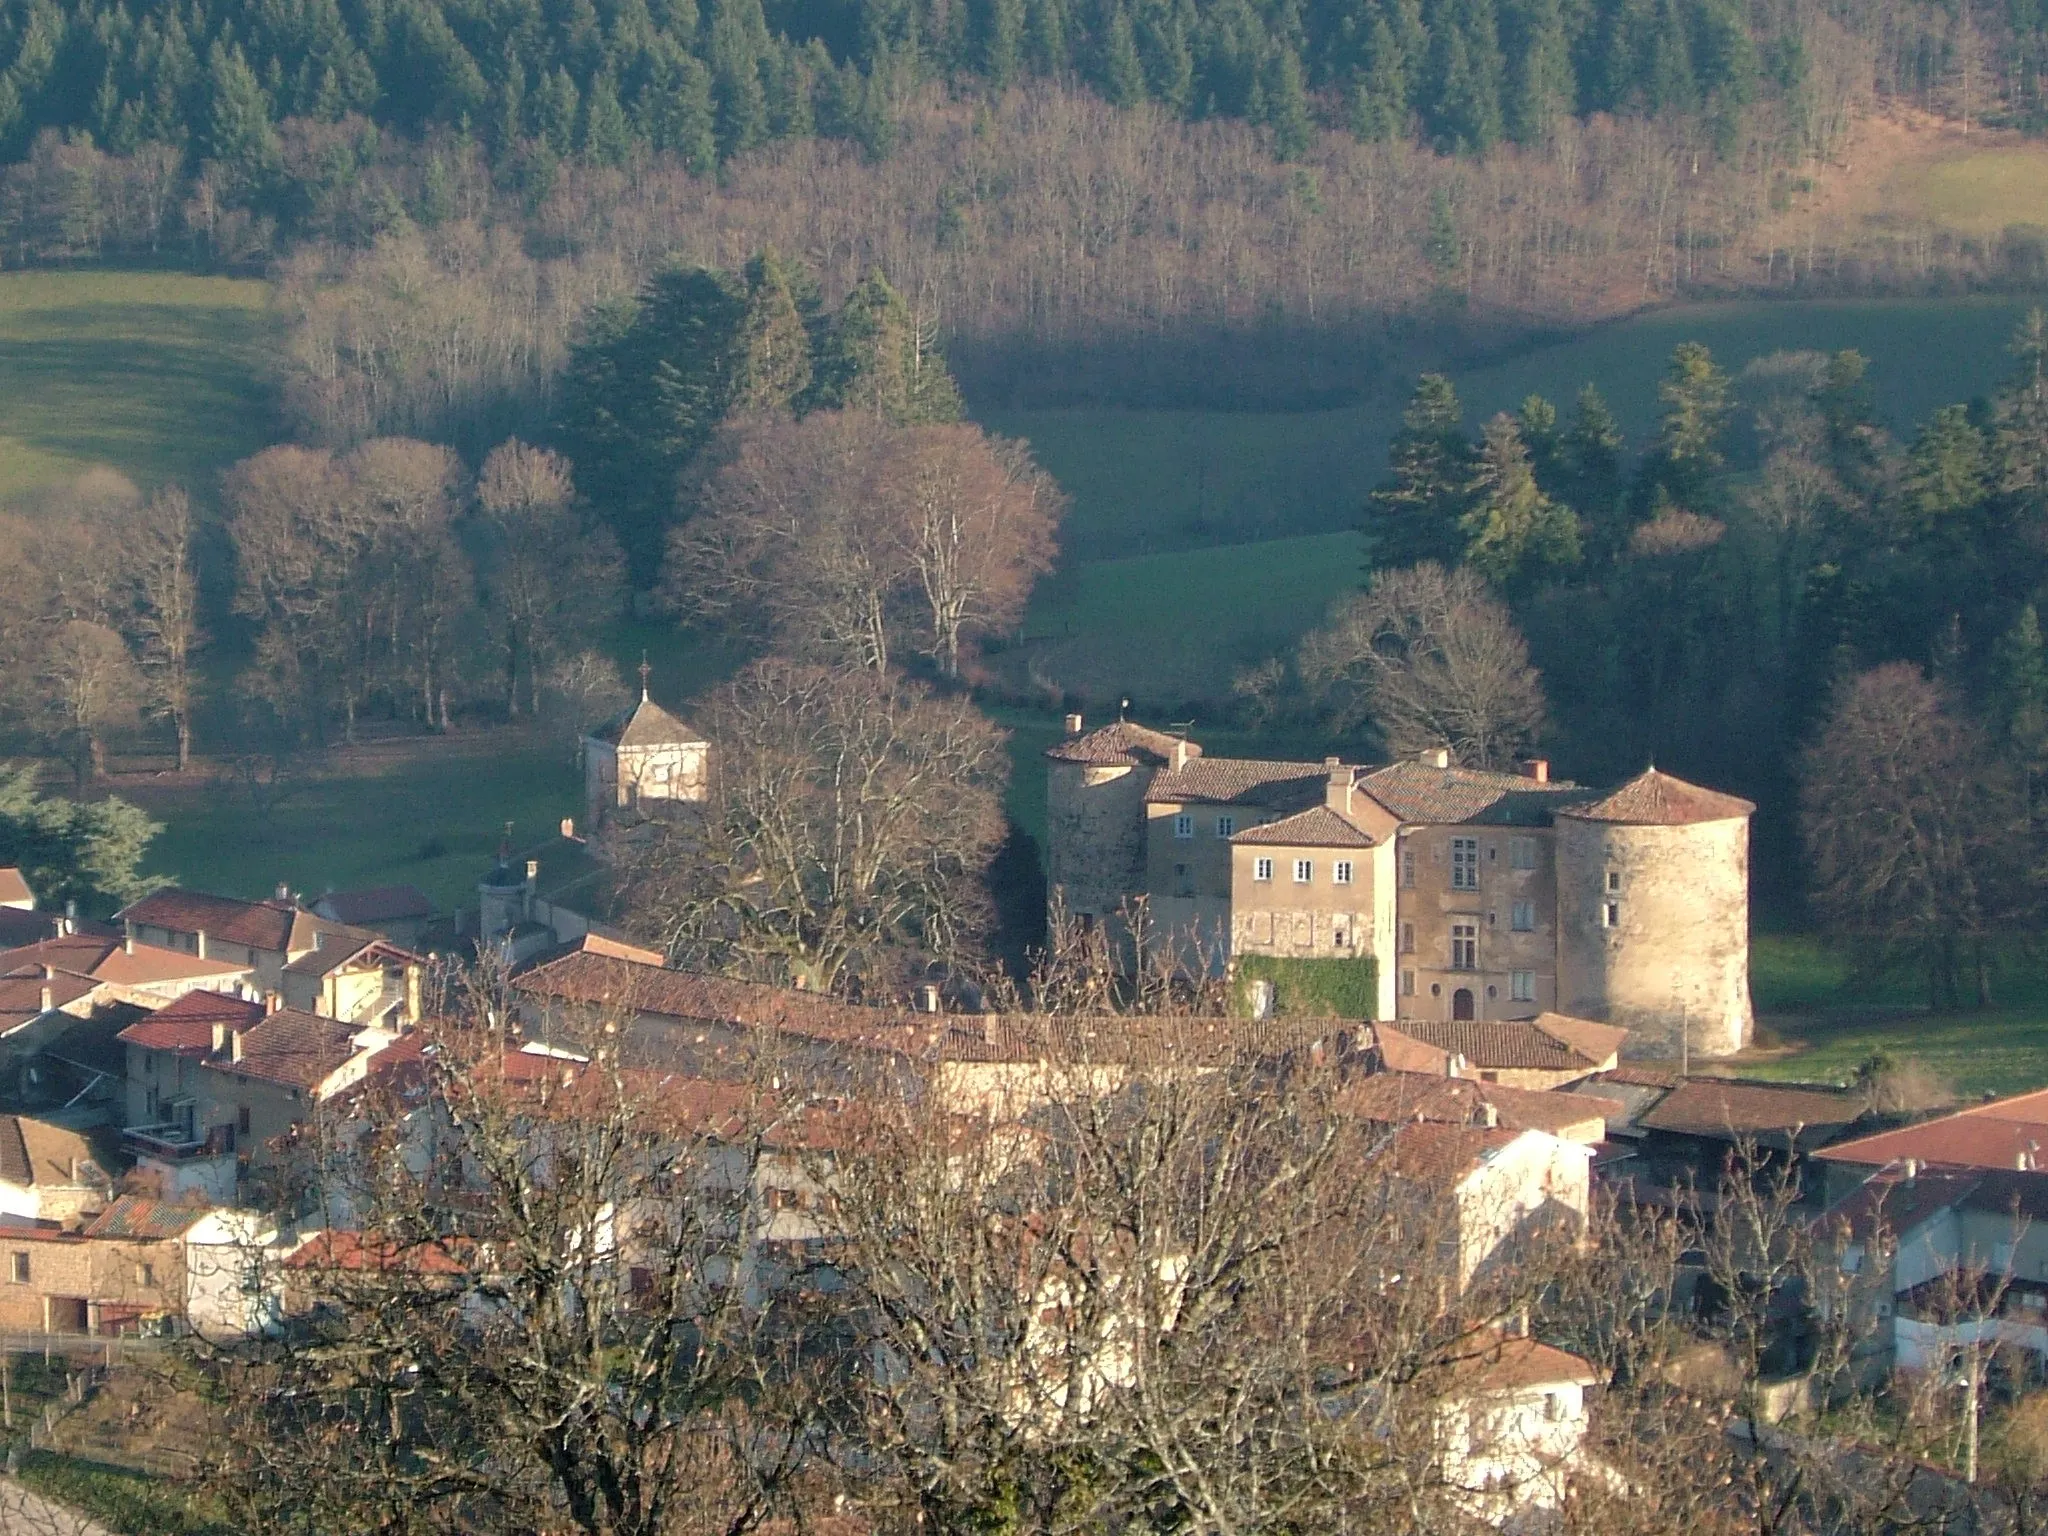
xmin=132 ymin=734 xmax=583 ymax=913
xmin=992 ymin=297 xmax=2044 ymax=706
xmin=1889 ymin=142 xmax=2048 ymax=239
xmin=0 ymin=271 xmax=277 ymax=499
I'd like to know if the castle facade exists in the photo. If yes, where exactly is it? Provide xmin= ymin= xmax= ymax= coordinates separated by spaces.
xmin=1045 ymin=717 xmax=1754 ymax=1058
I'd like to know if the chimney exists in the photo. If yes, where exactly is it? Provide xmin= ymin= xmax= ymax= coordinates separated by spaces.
xmin=1171 ymin=739 xmax=1192 ymax=770
xmin=1902 ymin=1158 xmax=1919 ymax=1183
xmin=1422 ymin=746 xmax=1451 ymax=769
xmin=525 ymin=860 xmax=539 ymax=889
xmin=560 ymin=817 xmax=576 ymax=840
xmin=1064 ymin=712 xmax=1083 ymax=736
xmin=921 ymin=983 xmax=941 ymax=1014
xmin=1447 ymin=1052 xmax=1467 ymax=1077
xmin=63 ymin=899 xmax=75 ymax=921
xmin=266 ymin=992 xmax=282 ymax=1014
xmin=1325 ymin=764 xmax=1353 ymax=815
xmin=122 ymin=932 xmax=133 ymax=956
xmin=194 ymin=929 xmax=207 ymax=960
xmin=1518 ymin=758 xmax=1550 ymax=784
xmin=231 ymin=1029 xmax=245 ymax=1064
xmin=212 ymin=1022 xmax=229 ymax=1054
xmin=38 ymin=985 xmax=51 ymax=1015
xmin=1479 ymin=1101 xmax=1499 ymax=1129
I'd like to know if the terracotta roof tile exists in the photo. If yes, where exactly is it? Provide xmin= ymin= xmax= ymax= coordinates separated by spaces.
xmin=0 ymin=971 xmax=100 ymax=1032
xmin=0 ymin=1116 xmax=100 ymax=1189
xmin=1557 ymin=767 xmax=1755 ymax=825
xmin=1229 ymin=805 xmax=1382 ymax=848
xmin=1144 ymin=759 xmax=1332 ymax=809
xmin=1358 ymin=761 xmax=1585 ymax=826
xmin=117 ymin=991 xmax=266 ymax=1055
xmin=1442 ymin=1330 xmax=1602 ymax=1394
xmin=117 ymin=890 xmax=301 ymax=952
xmin=1044 ymin=721 xmax=1191 ymax=767
xmin=1376 ymin=1120 xmax=1525 ymax=1184
xmin=1338 ymin=1071 xmax=1618 ymax=1140
xmin=937 ymin=1013 xmax=1349 ymax=1067
xmin=1638 ymin=1079 xmax=1864 ymax=1144
xmin=1378 ymin=1015 xmax=1626 ymax=1073
xmin=1815 ymin=1087 xmax=2048 ymax=1170
xmin=0 ymin=933 xmax=252 ymax=990
xmin=82 ymin=1195 xmax=204 ymax=1241
xmin=204 ymin=1008 xmax=363 ymax=1090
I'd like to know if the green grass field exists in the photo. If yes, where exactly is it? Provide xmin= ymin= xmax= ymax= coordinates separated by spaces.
xmin=131 ymin=734 xmax=583 ymax=916
xmin=0 ymin=270 xmax=278 ymax=500
xmin=1746 ymin=933 xmax=2048 ymax=1096
xmin=1890 ymin=143 xmax=2048 ymax=239
xmin=994 ymin=296 xmax=2048 ymax=703
xmin=985 ymin=297 xmax=2048 ymax=566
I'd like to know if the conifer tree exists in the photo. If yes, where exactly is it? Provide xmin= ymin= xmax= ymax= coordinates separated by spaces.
xmin=1366 ymin=374 xmax=1473 ymax=568
xmin=1461 ymin=412 xmax=1581 ymax=584
xmin=733 ymin=249 xmax=814 ymax=414
xmin=810 ymin=268 xmax=963 ymax=424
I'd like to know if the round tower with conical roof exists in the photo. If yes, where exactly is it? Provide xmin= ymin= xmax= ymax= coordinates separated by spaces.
xmin=1554 ymin=767 xmax=1755 ymax=1059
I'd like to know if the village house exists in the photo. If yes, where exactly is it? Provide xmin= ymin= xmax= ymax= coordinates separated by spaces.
xmin=1366 ymin=1014 xmax=1628 ymax=1090
xmin=1373 ymin=1117 xmax=1595 ymax=1290
xmin=1822 ymin=1162 xmax=2048 ymax=1379
xmin=182 ymin=1207 xmax=289 ymax=1340
xmin=1045 ymin=717 xmax=1755 ymax=1056
xmin=0 ymin=930 xmax=254 ymax=1005
xmin=116 ymin=989 xmax=412 ymax=1181
xmin=0 ymin=1194 xmax=199 ymax=1336
xmin=117 ymin=889 xmax=422 ymax=1025
xmin=1435 ymin=1329 xmax=1608 ymax=1527
xmin=0 ymin=1114 xmax=110 ymax=1226
xmin=311 ymin=885 xmax=434 ymax=948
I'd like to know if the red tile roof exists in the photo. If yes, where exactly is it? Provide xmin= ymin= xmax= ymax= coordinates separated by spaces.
xmin=0 ymin=933 xmax=252 ymax=990
xmin=203 ymin=1008 xmax=363 ymax=1090
xmin=1377 ymin=1120 xmax=1524 ymax=1184
xmin=82 ymin=1195 xmax=206 ymax=1241
xmin=285 ymin=1230 xmax=468 ymax=1274
xmin=117 ymin=991 xmax=266 ymax=1055
xmin=1441 ymin=1330 xmax=1602 ymax=1394
xmin=118 ymin=890 xmax=302 ymax=952
xmin=1144 ymin=759 xmax=1332 ymax=809
xmin=1229 ymin=804 xmax=1382 ymax=848
xmin=1356 ymin=760 xmax=1584 ymax=826
xmin=1556 ymin=767 xmax=1754 ymax=825
xmin=0 ymin=971 xmax=101 ymax=1032
xmin=1377 ymin=1017 xmax=1625 ymax=1074
xmin=1814 ymin=1088 xmax=2048 ymax=1171
xmin=1338 ymin=1071 xmax=1619 ymax=1140
xmin=1044 ymin=721 xmax=1190 ymax=767
xmin=0 ymin=1116 xmax=100 ymax=1190
xmin=1639 ymin=1079 xmax=1865 ymax=1144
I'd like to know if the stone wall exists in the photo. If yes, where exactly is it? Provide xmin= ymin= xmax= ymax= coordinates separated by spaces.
xmin=1044 ymin=761 xmax=1151 ymax=921
xmin=1394 ymin=826 xmax=1558 ymax=1023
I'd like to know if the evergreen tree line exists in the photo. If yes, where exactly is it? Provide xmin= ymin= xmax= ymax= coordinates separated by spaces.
xmin=1320 ymin=312 xmax=2048 ymax=929
xmin=0 ymin=0 xmax=2021 ymax=233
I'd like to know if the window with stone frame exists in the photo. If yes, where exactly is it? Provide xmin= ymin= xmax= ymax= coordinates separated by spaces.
xmin=1451 ymin=837 xmax=1479 ymax=890
xmin=1451 ymin=923 xmax=1478 ymax=970
xmin=1511 ymin=900 xmax=1535 ymax=932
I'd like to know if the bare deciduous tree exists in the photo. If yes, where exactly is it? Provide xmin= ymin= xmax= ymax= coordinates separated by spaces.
xmin=119 ymin=485 xmax=205 ymax=771
xmin=1802 ymin=662 xmax=2034 ymax=1008
xmin=1298 ymin=562 xmax=1548 ymax=768
xmin=622 ymin=659 xmax=1008 ymax=992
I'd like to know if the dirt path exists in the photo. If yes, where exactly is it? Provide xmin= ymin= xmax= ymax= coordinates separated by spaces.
xmin=0 ymin=1480 xmax=112 ymax=1536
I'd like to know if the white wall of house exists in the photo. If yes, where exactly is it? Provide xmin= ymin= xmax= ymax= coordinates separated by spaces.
xmin=184 ymin=1210 xmax=285 ymax=1340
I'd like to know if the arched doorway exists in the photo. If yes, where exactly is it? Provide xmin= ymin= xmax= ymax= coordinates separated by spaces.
xmin=1452 ymin=987 xmax=1475 ymax=1020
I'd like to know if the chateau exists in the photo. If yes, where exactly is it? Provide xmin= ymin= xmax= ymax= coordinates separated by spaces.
xmin=1044 ymin=717 xmax=1755 ymax=1058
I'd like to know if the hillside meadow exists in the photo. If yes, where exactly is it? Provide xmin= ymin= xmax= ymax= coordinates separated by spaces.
xmin=0 ymin=270 xmax=277 ymax=500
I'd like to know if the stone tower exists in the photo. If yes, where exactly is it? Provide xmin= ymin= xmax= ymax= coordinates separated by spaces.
xmin=1043 ymin=715 xmax=1192 ymax=925
xmin=1554 ymin=768 xmax=1755 ymax=1059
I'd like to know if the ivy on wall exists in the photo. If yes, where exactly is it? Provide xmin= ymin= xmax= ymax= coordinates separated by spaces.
xmin=1231 ymin=955 xmax=1379 ymax=1019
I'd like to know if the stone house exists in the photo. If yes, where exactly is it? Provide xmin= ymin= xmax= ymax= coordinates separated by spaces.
xmin=0 ymin=1194 xmax=197 ymax=1334
xmin=1045 ymin=717 xmax=1756 ymax=1057
xmin=311 ymin=885 xmax=433 ymax=948
xmin=1436 ymin=1330 xmax=1607 ymax=1527
xmin=117 ymin=890 xmax=421 ymax=1025
xmin=1367 ymin=1015 xmax=1628 ymax=1090
xmin=117 ymin=991 xmax=413 ymax=1179
xmin=1376 ymin=1119 xmax=1594 ymax=1290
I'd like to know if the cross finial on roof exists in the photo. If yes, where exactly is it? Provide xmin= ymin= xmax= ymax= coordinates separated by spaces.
xmin=639 ymin=652 xmax=652 ymax=702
